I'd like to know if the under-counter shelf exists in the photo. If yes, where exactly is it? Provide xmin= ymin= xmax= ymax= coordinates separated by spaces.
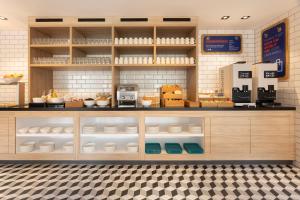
xmin=16 ymin=133 xmax=73 ymax=137
xmin=145 ymin=132 xmax=204 ymax=138
xmin=82 ymin=133 xmax=138 ymax=137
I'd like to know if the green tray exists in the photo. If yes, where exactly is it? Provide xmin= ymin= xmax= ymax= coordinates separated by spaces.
xmin=183 ymin=143 xmax=204 ymax=154
xmin=165 ymin=143 xmax=182 ymax=154
xmin=145 ymin=143 xmax=161 ymax=154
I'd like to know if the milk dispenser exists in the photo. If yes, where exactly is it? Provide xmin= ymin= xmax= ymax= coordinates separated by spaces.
xmin=252 ymin=63 xmax=278 ymax=105
xmin=219 ymin=63 xmax=255 ymax=106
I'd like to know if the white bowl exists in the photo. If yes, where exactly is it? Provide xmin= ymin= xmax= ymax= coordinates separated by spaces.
xmin=18 ymin=127 xmax=29 ymax=134
xmin=142 ymin=100 xmax=152 ymax=107
xmin=28 ymin=127 xmax=40 ymax=134
xmin=39 ymin=142 xmax=55 ymax=152
xmin=127 ymin=143 xmax=138 ymax=153
xmin=83 ymin=126 xmax=97 ymax=134
xmin=146 ymin=125 xmax=159 ymax=133
xmin=40 ymin=126 xmax=51 ymax=134
xmin=168 ymin=125 xmax=182 ymax=133
xmin=84 ymin=100 xmax=95 ymax=107
xmin=19 ymin=144 xmax=34 ymax=153
xmin=32 ymin=97 xmax=46 ymax=103
xmin=63 ymin=142 xmax=74 ymax=153
xmin=188 ymin=125 xmax=202 ymax=133
xmin=96 ymin=100 xmax=109 ymax=107
xmin=64 ymin=127 xmax=73 ymax=134
xmin=52 ymin=127 xmax=63 ymax=133
xmin=47 ymin=98 xmax=64 ymax=104
xmin=104 ymin=143 xmax=116 ymax=152
xmin=3 ymin=77 xmax=22 ymax=84
xmin=104 ymin=126 xmax=118 ymax=133
xmin=82 ymin=143 xmax=96 ymax=153
xmin=126 ymin=126 xmax=138 ymax=133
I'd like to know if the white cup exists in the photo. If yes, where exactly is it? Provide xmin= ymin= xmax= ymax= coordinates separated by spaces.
xmin=189 ymin=57 xmax=195 ymax=64
xmin=180 ymin=37 xmax=185 ymax=44
xmin=175 ymin=37 xmax=180 ymax=44
xmin=161 ymin=38 xmax=166 ymax=44
xmin=157 ymin=57 xmax=161 ymax=64
xmin=161 ymin=57 xmax=166 ymax=64
xmin=138 ymin=37 xmax=143 ymax=44
xmin=170 ymin=37 xmax=175 ymax=45
xmin=185 ymin=57 xmax=189 ymax=64
xmin=119 ymin=38 xmax=124 ymax=45
xmin=124 ymin=38 xmax=129 ymax=44
xmin=128 ymin=37 xmax=133 ymax=44
xmin=185 ymin=37 xmax=190 ymax=44
xmin=128 ymin=57 xmax=133 ymax=64
xmin=114 ymin=38 xmax=119 ymax=45
xmin=170 ymin=57 xmax=175 ymax=64
xmin=190 ymin=38 xmax=195 ymax=44
xmin=180 ymin=57 xmax=185 ymax=64
xmin=166 ymin=57 xmax=171 ymax=64
xmin=143 ymin=57 xmax=148 ymax=64
xmin=133 ymin=57 xmax=138 ymax=64
xmin=138 ymin=57 xmax=143 ymax=64
xmin=143 ymin=37 xmax=148 ymax=44
xmin=114 ymin=57 xmax=119 ymax=64
xmin=175 ymin=57 xmax=180 ymax=64
xmin=157 ymin=38 xmax=161 ymax=45
xmin=124 ymin=57 xmax=129 ymax=64
xmin=148 ymin=57 xmax=153 ymax=64
xmin=166 ymin=38 xmax=170 ymax=44
xmin=119 ymin=57 xmax=124 ymax=64
xmin=148 ymin=38 xmax=153 ymax=44
xmin=133 ymin=37 xmax=138 ymax=45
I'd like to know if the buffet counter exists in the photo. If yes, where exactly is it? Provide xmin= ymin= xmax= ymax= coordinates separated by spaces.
xmin=0 ymin=106 xmax=295 ymax=161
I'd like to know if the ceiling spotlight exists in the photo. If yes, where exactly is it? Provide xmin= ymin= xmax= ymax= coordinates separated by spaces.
xmin=241 ymin=16 xmax=250 ymax=20
xmin=221 ymin=16 xmax=230 ymax=20
xmin=0 ymin=16 xmax=8 ymax=20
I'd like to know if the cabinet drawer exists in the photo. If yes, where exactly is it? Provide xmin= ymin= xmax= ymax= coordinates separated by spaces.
xmin=211 ymin=117 xmax=250 ymax=136
xmin=251 ymin=135 xmax=293 ymax=154
xmin=251 ymin=117 xmax=290 ymax=135
xmin=211 ymin=135 xmax=250 ymax=154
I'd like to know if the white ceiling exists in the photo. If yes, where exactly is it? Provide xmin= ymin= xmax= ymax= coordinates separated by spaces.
xmin=0 ymin=0 xmax=299 ymax=30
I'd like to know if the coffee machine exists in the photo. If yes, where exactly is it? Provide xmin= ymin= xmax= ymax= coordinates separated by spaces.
xmin=252 ymin=63 xmax=278 ymax=105
xmin=117 ymin=84 xmax=138 ymax=108
xmin=219 ymin=62 xmax=255 ymax=106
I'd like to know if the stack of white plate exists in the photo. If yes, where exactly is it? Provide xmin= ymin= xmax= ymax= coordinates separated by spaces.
xmin=40 ymin=126 xmax=51 ymax=134
xmin=63 ymin=141 xmax=73 ymax=153
xmin=126 ymin=126 xmax=138 ymax=133
xmin=127 ymin=143 xmax=138 ymax=153
xmin=168 ymin=125 xmax=182 ymax=133
xmin=83 ymin=126 xmax=97 ymax=134
xmin=51 ymin=127 xmax=63 ymax=134
xmin=188 ymin=125 xmax=202 ymax=133
xmin=146 ymin=125 xmax=159 ymax=134
xmin=28 ymin=127 xmax=40 ymax=134
xmin=64 ymin=127 xmax=73 ymax=134
xmin=82 ymin=142 xmax=96 ymax=153
xmin=18 ymin=127 xmax=29 ymax=134
xmin=19 ymin=141 xmax=35 ymax=153
xmin=104 ymin=126 xmax=118 ymax=133
xmin=104 ymin=143 xmax=116 ymax=152
xmin=39 ymin=142 xmax=55 ymax=152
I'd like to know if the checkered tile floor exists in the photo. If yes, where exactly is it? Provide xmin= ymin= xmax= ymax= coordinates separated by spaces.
xmin=0 ymin=164 xmax=299 ymax=200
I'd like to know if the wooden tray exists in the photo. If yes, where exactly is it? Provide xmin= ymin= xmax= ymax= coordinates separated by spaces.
xmin=184 ymin=100 xmax=199 ymax=108
xmin=162 ymin=99 xmax=184 ymax=107
xmin=217 ymin=101 xmax=234 ymax=108
xmin=200 ymin=101 xmax=218 ymax=108
xmin=65 ymin=101 xmax=84 ymax=108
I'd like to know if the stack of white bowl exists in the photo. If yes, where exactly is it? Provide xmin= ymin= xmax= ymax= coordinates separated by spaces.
xmin=63 ymin=141 xmax=74 ymax=153
xmin=18 ymin=127 xmax=30 ymax=134
xmin=104 ymin=126 xmax=118 ymax=133
xmin=127 ymin=143 xmax=138 ymax=153
xmin=168 ymin=125 xmax=182 ymax=133
xmin=28 ymin=127 xmax=40 ymax=134
xmin=63 ymin=127 xmax=74 ymax=134
xmin=19 ymin=141 xmax=36 ymax=153
xmin=83 ymin=126 xmax=97 ymax=134
xmin=188 ymin=125 xmax=202 ymax=134
xmin=104 ymin=143 xmax=116 ymax=152
xmin=82 ymin=142 xmax=96 ymax=153
xmin=39 ymin=141 xmax=55 ymax=152
xmin=51 ymin=127 xmax=63 ymax=134
xmin=126 ymin=126 xmax=138 ymax=133
xmin=146 ymin=125 xmax=160 ymax=134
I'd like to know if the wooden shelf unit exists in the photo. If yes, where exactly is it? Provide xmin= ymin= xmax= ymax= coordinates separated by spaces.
xmin=28 ymin=16 xmax=199 ymax=104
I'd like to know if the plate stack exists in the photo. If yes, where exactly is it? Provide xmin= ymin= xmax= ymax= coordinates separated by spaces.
xmin=104 ymin=143 xmax=116 ymax=152
xmin=188 ymin=125 xmax=202 ymax=134
xmin=168 ymin=125 xmax=182 ymax=133
xmin=19 ymin=141 xmax=36 ymax=153
xmin=83 ymin=126 xmax=97 ymax=134
xmin=126 ymin=126 xmax=138 ymax=133
xmin=104 ymin=126 xmax=118 ymax=133
xmin=82 ymin=142 xmax=96 ymax=153
xmin=39 ymin=142 xmax=55 ymax=152
xmin=146 ymin=125 xmax=159 ymax=134
xmin=63 ymin=142 xmax=74 ymax=153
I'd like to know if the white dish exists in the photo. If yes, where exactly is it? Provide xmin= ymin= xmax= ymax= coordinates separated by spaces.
xmin=188 ymin=125 xmax=202 ymax=133
xmin=104 ymin=126 xmax=118 ymax=133
xmin=18 ymin=127 xmax=29 ymax=134
xmin=96 ymin=100 xmax=109 ymax=107
xmin=28 ymin=127 xmax=40 ymax=134
xmin=127 ymin=143 xmax=138 ymax=153
xmin=51 ymin=127 xmax=63 ymax=133
xmin=146 ymin=125 xmax=159 ymax=133
xmin=84 ymin=100 xmax=95 ymax=107
xmin=40 ymin=126 xmax=51 ymax=134
xmin=32 ymin=97 xmax=46 ymax=103
xmin=39 ymin=142 xmax=55 ymax=152
xmin=3 ymin=77 xmax=22 ymax=84
xmin=64 ymin=127 xmax=73 ymax=134
xmin=83 ymin=126 xmax=97 ymax=134
xmin=126 ymin=126 xmax=138 ymax=133
xmin=19 ymin=144 xmax=34 ymax=153
xmin=104 ymin=143 xmax=116 ymax=152
xmin=47 ymin=98 xmax=64 ymax=104
xmin=168 ymin=125 xmax=182 ymax=133
xmin=82 ymin=142 xmax=96 ymax=153
xmin=63 ymin=142 xmax=74 ymax=153
xmin=142 ymin=100 xmax=152 ymax=107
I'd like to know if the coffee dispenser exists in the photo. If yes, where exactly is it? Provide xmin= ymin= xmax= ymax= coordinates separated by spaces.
xmin=252 ymin=63 xmax=278 ymax=105
xmin=219 ymin=63 xmax=254 ymax=106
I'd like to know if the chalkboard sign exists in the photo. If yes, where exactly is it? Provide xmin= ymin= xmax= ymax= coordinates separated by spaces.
xmin=262 ymin=19 xmax=289 ymax=79
xmin=202 ymin=35 xmax=242 ymax=53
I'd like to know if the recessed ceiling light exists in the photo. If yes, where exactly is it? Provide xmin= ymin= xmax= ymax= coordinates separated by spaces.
xmin=221 ymin=16 xmax=230 ymax=20
xmin=241 ymin=16 xmax=250 ymax=20
xmin=0 ymin=16 xmax=8 ymax=20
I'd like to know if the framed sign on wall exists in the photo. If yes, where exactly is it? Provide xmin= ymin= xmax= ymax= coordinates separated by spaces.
xmin=201 ymin=34 xmax=242 ymax=54
xmin=262 ymin=19 xmax=289 ymax=80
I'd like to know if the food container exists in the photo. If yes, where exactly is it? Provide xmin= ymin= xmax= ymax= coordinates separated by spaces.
xmin=64 ymin=127 xmax=73 ymax=134
xmin=82 ymin=142 xmax=96 ymax=153
xmin=18 ymin=127 xmax=29 ymax=134
xmin=47 ymin=97 xmax=64 ymax=104
xmin=104 ymin=126 xmax=118 ymax=133
xmin=96 ymin=99 xmax=109 ymax=107
xmin=127 ymin=143 xmax=138 ymax=153
xmin=28 ymin=127 xmax=40 ymax=134
xmin=51 ymin=127 xmax=63 ymax=134
xmin=142 ymin=100 xmax=152 ymax=107
xmin=168 ymin=125 xmax=182 ymax=133
xmin=126 ymin=126 xmax=138 ymax=133
xmin=84 ymin=99 xmax=95 ymax=107
xmin=104 ymin=143 xmax=116 ymax=152
xmin=39 ymin=142 xmax=55 ymax=153
xmin=32 ymin=97 xmax=46 ymax=103
xmin=146 ymin=125 xmax=159 ymax=134
xmin=40 ymin=126 xmax=51 ymax=134
xmin=63 ymin=142 xmax=74 ymax=153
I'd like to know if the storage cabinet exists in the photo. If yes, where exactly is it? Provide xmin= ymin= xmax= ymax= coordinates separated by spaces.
xmin=0 ymin=117 xmax=9 ymax=153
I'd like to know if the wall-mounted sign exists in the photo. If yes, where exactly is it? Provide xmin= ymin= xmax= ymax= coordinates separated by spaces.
xmin=262 ymin=19 xmax=289 ymax=80
xmin=202 ymin=35 xmax=242 ymax=54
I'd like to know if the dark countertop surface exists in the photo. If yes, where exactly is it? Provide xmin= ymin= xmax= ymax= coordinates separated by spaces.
xmin=0 ymin=105 xmax=296 ymax=111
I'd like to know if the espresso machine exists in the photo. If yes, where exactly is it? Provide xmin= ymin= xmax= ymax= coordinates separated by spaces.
xmin=117 ymin=84 xmax=138 ymax=108
xmin=252 ymin=63 xmax=278 ymax=106
xmin=219 ymin=62 xmax=255 ymax=107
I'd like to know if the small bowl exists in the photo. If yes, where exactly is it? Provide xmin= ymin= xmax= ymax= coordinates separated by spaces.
xmin=127 ymin=143 xmax=138 ymax=153
xmin=142 ymin=100 xmax=152 ymax=107
xmin=82 ymin=142 xmax=96 ymax=153
xmin=84 ymin=100 xmax=95 ymax=107
xmin=52 ymin=127 xmax=63 ymax=133
xmin=28 ymin=127 xmax=40 ymax=134
xmin=47 ymin=98 xmax=64 ymax=104
xmin=96 ymin=100 xmax=109 ymax=107
xmin=64 ymin=127 xmax=73 ymax=134
xmin=18 ymin=127 xmax=29 ymax=134
xmin=40 ymin=127 xmax=51 ymax=134
xmin=32 ymin=97 xmax=46 ymax=103
xmin=168 ymin=125 xmax=182 ymax=133
xmin=104 ymin=143 xmax=116 ymax=152
xmin=19 ymin=144 xmax=34 ymax=153
xmin=39 ymin=142 xmax=55 ymax=152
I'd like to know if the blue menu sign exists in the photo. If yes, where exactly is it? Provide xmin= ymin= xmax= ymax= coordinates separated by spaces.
xmin=262 ymin=19 xmax=288 ymax=79
xmin=202 ymin=35 xmax=242 ymax=53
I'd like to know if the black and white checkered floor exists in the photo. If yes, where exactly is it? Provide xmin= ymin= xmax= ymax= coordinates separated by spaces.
xmin=0 ymin=164 xmax=299 ymax=200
